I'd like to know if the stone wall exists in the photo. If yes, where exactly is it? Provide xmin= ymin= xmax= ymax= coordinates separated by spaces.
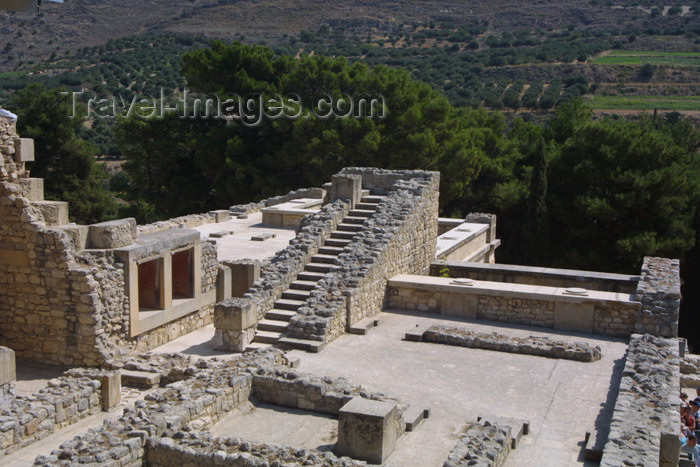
xmin=0 ymin=376 xmax=102 ymax=458
xmin=387 ymin=276 xmax=641 ymax=338
xmin=145 ymin=432 xmax=366 ymax=466
xmin=600 ymin=334 xmax=680 ymax=467
xmin=287 ymin=168 xmax=440 ymax=342
xmin=420 ymin=326 xmax=602 ymax=362
xmin=430 ymin=261 xmax=640 ymax=293
xmin=443 ymin=421 xmax=511 ymax=467
xmin=634 ymin=256 xmax=681 ymax=338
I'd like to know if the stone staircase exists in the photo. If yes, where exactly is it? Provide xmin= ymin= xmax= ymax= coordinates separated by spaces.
xmin=248 ymin=193 xmax=386 ymax=349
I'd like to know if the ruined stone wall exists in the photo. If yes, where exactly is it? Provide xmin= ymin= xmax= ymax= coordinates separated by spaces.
xmin=477 ymin=295 xmax=555 ymax=327
xmin=634 ymin=256 xmax=681 ymax=338
xmin=593 ymin=302 xmax=637 ymax=337
xmin=0 ymin=376 xmax=102 ymax=458
xmin=287 ymin=169 xmax=439 ymax=342
xmin=0 ymin=117 xmax=114 ymax=366
xmin=600 ymin=334 xmax=680 ymax=467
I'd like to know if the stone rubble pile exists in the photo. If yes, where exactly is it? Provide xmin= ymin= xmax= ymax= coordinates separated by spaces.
xmin=422 ymin=326 xmax=602 ymax=362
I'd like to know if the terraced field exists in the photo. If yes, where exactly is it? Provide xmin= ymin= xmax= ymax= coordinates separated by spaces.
xmin=591 ymin=50 xmax=700 ymax=66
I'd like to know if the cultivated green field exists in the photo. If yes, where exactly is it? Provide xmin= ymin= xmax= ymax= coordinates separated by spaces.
xmin=591 ymin=50 xmax=700 ymax=66
xmin=585 ymin=94 xmax=700 ymax=111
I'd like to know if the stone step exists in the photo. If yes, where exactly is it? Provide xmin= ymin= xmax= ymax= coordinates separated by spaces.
xmin=289 ymin=280 xmax=319 ymax=291
xmin=318 ymin=246 xmax=344 ymax=255
xmin=335 ymin=223 xmax=363 ymax=232
xmin=477 ymin=415 xmax=530 ymax=449
xmin=258 ymin=319 xmax=289 ymax=333
xmin=324 ymin=238 xmax=352 ymax=248
xmin=349 ymin=209 xmax=375 ymax=217
xmin=360 ymin=189 xmax=370 ymax=197
xmin=254 ymin=330 xmax=283 ymax=344
xmin=343 ymin=216 xmax=367 ymax=225
xmin=282 ymin=289 xmax=311 ymax=300
xmin=305 ymin=262 xmax=339 ymax=273
xmin=311 ymin=254 xmax=339 ymax=264
xmin=361 ymin=195 xmax=385 ymax=203
xmin=244 ymin=342 xmax=272 ymax=352
xmin=265 ymin=309 xmax=297 ymax=321
xmin=348 ymin=317 xmax=379 ymax=335
xmin=274 ymin=298 xmax=307 ymax=311
xmin=584 ymin=427 xmax=608 ymax=462
xmin=330 ymin=231 xmax=356 ymax=240
xmin=33 ymin=200 xmax=69 ymax=226
xmin=297 ymin=271 xmax=326 ymax=281
xmin=278 ymin=337 xmax=326 ymax=353
xmin=355 ymin=202 xmax=379 ymax=211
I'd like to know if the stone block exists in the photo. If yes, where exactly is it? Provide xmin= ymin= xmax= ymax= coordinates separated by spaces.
xmin=209 ymin=210 xmax=231 ymax=222
xmin=13 ymin=137 xmax=34 ymax=162
xmin=214 ymin=298 xmax=257 ymax=331
xmin=87 ymin=218 xmax=137 ymax=249
xmin=34 ymin=201 xmax=69 ymax=226
xmin=477 ymin=414 xmax=529 ymax=449
xmin=553 ymin=301 xmax=594 ymax=333
xmin=121 ymin=370 xmax=160 ymax=388
xmin=19 ymin=177 xmax=44 ymax=201
xmin=225 ymin=261 xmax=260 ymax=298
xmin=659 ymin=431 xmax=680 ymax=467
xmin=584 ymin=426 xmax=608 ymax=462
xmin=330 ymin=174 xmax=362 ymax=209
xmin=0 ymin=250 xmax=29 ymax=267
xmin=101 ymin=372 xmax=121 ymax=411
xmin=0 ymin=347 xmax=16 ymax=386
xmin=251 ymin=233 xmax=276 ymax=241
xmin=336 ymin=397 xmax=400 ymax=464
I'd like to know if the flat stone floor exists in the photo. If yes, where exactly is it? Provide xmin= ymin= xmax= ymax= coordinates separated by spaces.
xmin=210 ymin=401 xmax=337 ymax=452
xmin=194 ymin=211 xmax=298 ymax=261
xmin=153 ymin=311 xmax=628 ymax=466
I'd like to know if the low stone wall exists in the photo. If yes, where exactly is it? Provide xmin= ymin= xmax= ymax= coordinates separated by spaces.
xmin=421 ymin=326 xmax=602 ymax=362
xmin=444 ymin=421 xmax=511 ymax=467
xmin=0 ymin=376 xmax=102 ymax=458
xmin=252 ymin=367 xmax=407 ymax=417
xmin=145 ymin=432 xmax=366 ymax=466
xmin=634 ymin=256 xmax=681 ymax=338
xmin=215 ymin=201 xmax=348 ymax=349
xmin=287 ymin=168 xmax=439 ymax=342
xmin=387 ymin=275 xmax=640 ymax=337
xmin=681 ymin=353 xmax=700 ymax=387
xmin=600 ymin=334 xmax=680 ymax=467
xmin=430 ymin=261 xmax=640 ymax=293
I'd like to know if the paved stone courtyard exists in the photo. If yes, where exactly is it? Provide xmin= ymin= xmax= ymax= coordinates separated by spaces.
xmin=153 ymin=310 xmax=627 ymax=466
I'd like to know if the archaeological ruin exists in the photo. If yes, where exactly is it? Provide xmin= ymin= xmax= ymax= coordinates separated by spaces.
xmin=0 ymin=111 xmax=696 ymax=466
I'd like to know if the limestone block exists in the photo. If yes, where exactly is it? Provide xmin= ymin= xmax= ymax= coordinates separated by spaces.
xmin=101 ymin=372 xmax=121 ymax=411
xmin=87 ymin=218 xmax=137 ymax=249
xmin=13 ymin=137 xmax=34 ymax=162
xmin=0 ymin=250 xmax=29 ymax=267
xmin=336 ymin=397 xmax=400 ymax=464
xmin=0 ymin=347 xmax=16 ymax=386
xmin=19 ymin=177 xmax=44 ymax=201
xmin=330 ymin=174 xmax=362 ymax=209
xmin=214 ymin=298 xmax=257 ymax=331
xmin=34 ymin=200 xmax=69 ymax=226
xmin=209 ymin=210 xmax=231 ymax=222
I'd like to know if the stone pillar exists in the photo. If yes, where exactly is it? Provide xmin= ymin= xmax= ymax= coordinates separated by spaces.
xmin=101 ymin=371 xmax=122 ymax=411
xmin=0 ymin=347 xmax=16 ymax=409
xmin=214 ymin=298 xmax=257 ymax=352
xmin=330 ymin=174 xmax=362 ymax=209
xmin=336 ymin=397 xmax=401 ymax=464
xmin=216 ymin=265 xmax=232 ymax=302
xmin=634 ymin=257 xmax=680 ymax=338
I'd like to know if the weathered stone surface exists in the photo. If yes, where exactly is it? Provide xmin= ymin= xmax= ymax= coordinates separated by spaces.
xmin=87 ymin=218 xmax=137 ymax=249
xmin=634 ymin=256 xmax=681 ymax=338
xmin=421 ymin=325 xmax=602 ymax=362
xmin=600 ymin=334 xmax=680 ymax=467
xmin=101 ymin=372 xmax=121 ymax=410
xmin=444 ymin=421 xmax=512 ymax=467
